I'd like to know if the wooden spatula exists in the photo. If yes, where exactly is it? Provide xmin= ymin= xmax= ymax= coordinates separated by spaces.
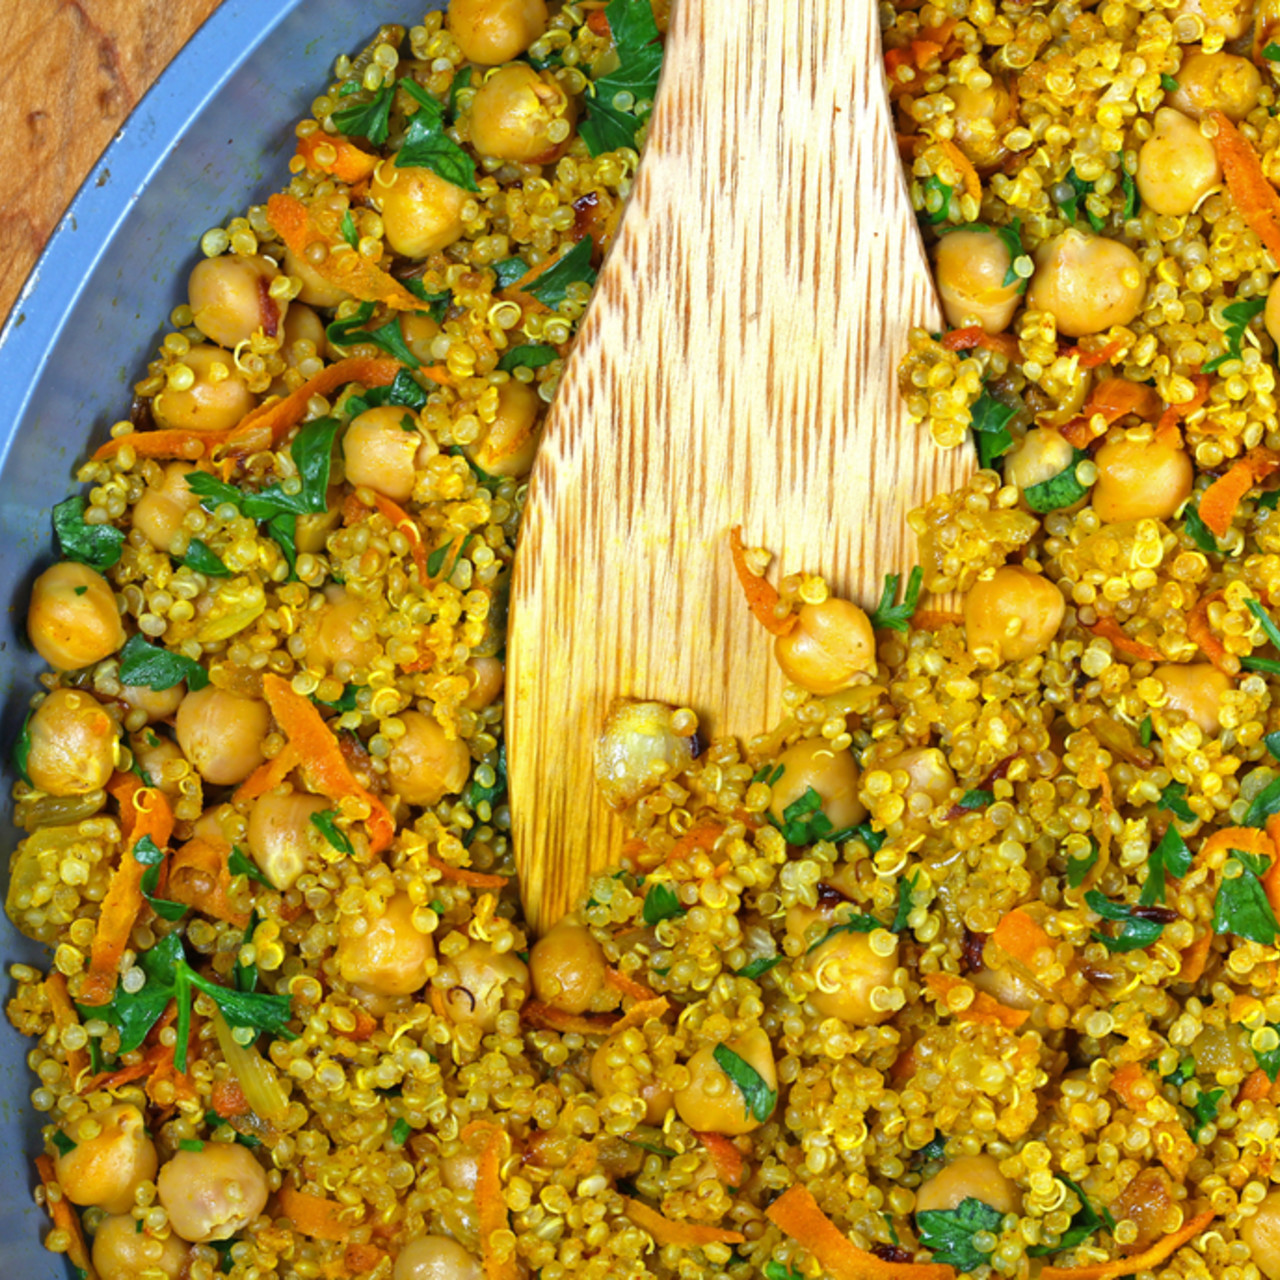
xmin=507 ymin=0 xmax=972 ymax=935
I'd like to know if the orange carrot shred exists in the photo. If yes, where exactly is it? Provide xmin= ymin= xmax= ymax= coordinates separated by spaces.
xmin=1195 ymin=825 xmax=1275 ymax=872
xmin=1186 ymin=590 xmax=1236 ymax=675
xmin=167 ymin=836 xmax=251 ymax=929
xmin=522 ymin=1001 xmax=617 ymax=1035
xmin=1155 ymin=374 xmax=1211 ymax=447
xmin=461 ymin=1121 xmax=519 ymax=1280
xmin=1039 ymin=1210 xmax=1214 ymax=1280
xmin=1200 ymin=447 xmax=1280 ymax=537
xmin=609 ymin=996 xmax=671 ymax=1035
xmin=1087 ymin=617 xmax=1164 ymax=663
xmin=937 ymin=138 xmax=981 ymax=201
xmin=234 ymin=745 xmax=301 ymax=807
xmin=1264 ymin=813 xmax=1280 ymax=920
xmin=1060 ymin=337 xmax=1126 ymax=370
xmin=211 ymin=1078 xmax=251 ymax=1119
xmin=605 ymin=966 xmax=654 ymax=1002
xmin=1057 ymin=378 xmax=1164 ymax=449
xmin=1212 ymin=111 xmax=1280 ymax=261
xmin=695 ymin=1131 xmax=747 ymax=1188
xmin=371 ymin=492 xmax=429 ymax=582
xmin=940 ymin=326 xmax=1020 ymax=359
xmin=427 ymin=855 xmax=509 ymax=889
xmin=623 ymin=1197 xmax=746 ymax=1247
xmin=665 ymin=821 xmax=727 ymax=865
xmin=767 ymin=1185 xmax=957 ymax=1280
xmin=730 ymin=526 xmax=798 ymax=636
xmin=924 ymin=973 xmax=1030 ymax=1030
xmin=991 ymin=908 xmax=1054 ymax=970
xmin=295 ymin=132 xmax=380 ymax=184
xmin=1179 ymin=929 xmax=1213 ymax=984
xmin=344 ymin=1243 xmax=387 ymax=1274
xmin=277 ymin=1185 xmax=362 ymax=1240
xmin=36 ymin=1154 xmax=98 ymax=1279
xmin=44 ymin=973 xmax=90 ymax=1090
xmin=1242 ymin=1068 xmax=1274 ymax=1103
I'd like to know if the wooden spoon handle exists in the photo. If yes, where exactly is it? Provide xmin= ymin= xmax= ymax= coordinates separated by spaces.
xmin=508 ymin=0 xmax=970 ymax=934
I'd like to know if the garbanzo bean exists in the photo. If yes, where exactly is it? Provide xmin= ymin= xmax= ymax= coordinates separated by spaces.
xmin=1173 ymin=0 xmax=1254 ymax=39
xmin=283 ymin=246 xmax=351 ymax=309
xmin=1168 ymin=48 xmax=1262 ymax=121
xmin=1091 ymin=436 xmax=1193 ymax=523
xmin=447 ymin=0 xmax=549 ymax=64
xmin=1243 ymin=1189 xmax=1280 ymax=1280
xmin=934 ymin=228 xmax=1022 ymax=334
xmin=377 ymin=159 xmax=469 ymax=259
xmin=133 ymin=462 xmax=199 ymax=552
xmin=591 ymin=1033 xmax=674 ymax=1125
xmin=175 ymin=686 xmax=270 ymax=786
xmin=399 ymin=311 xmax=441 ymax=366
xmin=944 ymin=74 xmax=1015 ymax=170
xmin=466 ymin=378 xmax=543 ymax=477
xmin=1026 ymin=230 xmax=1146 ymax=337
xmin=878 ymin=747 xmax=956 ymax=820
xmin=343 ymin=406 xmax=424 ymax=502
xmin=28 ymin=561 xmax=125 ymax=671
xmin=296 ymin=502 xmax=343 ymax=554
xmin=1004 ymin=427 xmax=1077 ymax=494
xmin=463 ymin=655 xmax=505 ymax=710
xmin=394 ymin=1235 xmax=485 ymax=1280
xmin=337 ymin=892 xmax=435 ymax=996
xmin=120 ymin=680 xmax=186 ymax=724
xmin=768 ymin=737 xmax=867 ymax=831
xmin=808 ymin=928 xmax=899 ymax=1025
xmin=964 ymin=565 xmax=1066 ymax=665
xmin=55 ymin=1103 xmax=157 ymax=1215
xmin=128 ymin=728 xmax=185 ymax=798
xmin=1136 ymin=107 xmax=1220 ymax=217
xmin=387 ymin=710 xmax=471 ymax=806
xmin=774 ymin=597 xmax=876 ymax=695
xmin=470 ymin=64 xmax=574 ymax=163
xmin=246 ymin=790 xmax=330 ymax=890
xmin=156 ymin=1143 xmax=269 ymax=1243
xmin=152 ymin=344 xmax=255 ymax=433
xmin=439 ymin=939 xmax=530 ymax=1029
xmin=92 ymin=1214 xmax=190 ymax=1280
xmin=278 ymin=302 xmax=326 ymax=367
xmin=1267 ymin=275 xmax=1280 ymax=350
xmin=916 ymin=1154 xmax=1020 ymax=1216
xmin=26 ymin=688 xmax=119 ymax=796
xmin=188 ymin=253 xmax=285 ymax=350
xmin=673 ymin=1027 xmax=777 ymax=1136
xmin=529 ymin=921 xmax=606 ymax=1014
xmin=303 ymin=585 xmax=381 ymax=675
xmin=1153 ymin=662 xmax=1231 ymax=736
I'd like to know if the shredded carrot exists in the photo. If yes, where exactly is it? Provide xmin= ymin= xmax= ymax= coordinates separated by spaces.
xmin=1201 ymin=447 xmax=1280 ymax=537
xmin=167 ymin=836 xmax=251 ymax=929
xmin=522 ymin=1001 xmax=617 ymax=1034
xmin=1212 ymin=111 xmax=1280 ymax=261
xmin=940 ymin=326 xmax=1020 ymax=359
xmin=884 ymin=19 xmax=957 ymax=83
xmin=278 ymin=1185 xmax=362 ymax=1240
xmin=44 ymin=973 xmax=89 ymax=1090
xmin=344 ymin=1243 xmax=387 ymax=1274
xmin=729 ymin=526 xmax=797 ymax=636
xmin=1186 ymin=590 xmax=1236 ymax=675
xmin=925 ymin=973 xmax=1030 ymax=1029
xmin=912 ymin=609 xmax=964 ymax=630
xmin=1109 ymin=1064 xmax=1201 ymax=1178
xmin=1058 ymin=378 xmax=1164 ymax=448
xmin=665 ymin=821 xmax=727 ymax=866
xmin=1155 ymin=374 xmax=1211 ymax=447
xmin=990 ymin=908 xmax=1054 ymax=970
xmin=35 ymin=1155 xmax=98 ymax=1279
xmin=1195 ymin=825 xmax=1276 ymax=872
xmin=605 ymin=966 xmax=654 ymax=1001
xmin=80 ymin=784 xmax=176 ymax=1007
xmin=371 ymin=492 xmax=428 ymax=582
xmin=81 ymin=1057 xmax=156 ymax=1094
xmin=695 ymin=1131 xmax=747 ymax=1188
xmin=1040 ymin=1210 xmax=1214 ymax=1280
xmin=349 ymin=1007 xmax=379 ymax=1041
xmin=937 ymin=138 xmax=981 ymax=202
xmin=1178 ymin=929 xmax=1213 ymax=984
xmin=1060 ymin=337 xmax=1127 ymax=370
xmin=211 ymin=1077 xmax=251 ymax=1119
xmin=610 ymin=996 xmax=670 ymax=1035
xmin=295 ymin=132 xmax=380 ymax=183
xmin=147 ymin=1045 xmax=198 ymax=1107
xmin=586 ymin=8 xmax=611 ymax=35
xmin=460 ymin=1121 xmax=518 ymax=1280
xmin=1264 ymin=814 xmax=1280 ymax=920
xmin=767 ymin=1185 xmax=956 ymax=1280
xmin=1087 ymin=617 xmax=1164 ymax=663
xmin=234 ymin=748 xmax=299 ymax=806
xmin=427 ymin=855 xmax=509 ymax=888
xmin=1242 ymin=1068 xmax=1274 ymax=1103
xmin=623 ymin=1197 xmax=746 ymax=1247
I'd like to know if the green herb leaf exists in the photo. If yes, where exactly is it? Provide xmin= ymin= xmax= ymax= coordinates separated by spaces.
xmin=340 ymin=210 xmax=359 ymax=249
xmin=1142 ymin=824 xmax=1193 ymax=907
xmin=235 ymin=910 xmax=258 ymax=994
xmin=391 ymin=1117 xmax=411 ymax=1145
xmin=53 ymin=496 xmax=124 ymax=571
xmin=179 ymin=1138 xmax=205 ymax=1152
xmin=892 ymin=873 xmax=920 ymax=933
xmin=1204 ymin=297 xmax=1267 ymax=373
xmin=118 ymin=633 xmax=209 ymax=692
xmin=497 ymin=343 xmax=559 ymax=372
xmin=1257 ymin=1026 xmax=1280 ymax=1082
xmin=492 ymin=257 xmax=530 ymax=289
xmin=1120 ymin=167 xmax=1140 ymax=220
xmin=1266 ymin=44 xmax=1280 ymax=61
xmin=1246 ymin=774 xmax=1280 ymax=827
xmin=958 ymin=788 xmax=994 ymax=811
xmin=1189 ymin=1084 xmax=1224 ymax=1139
xmin=462 ymin=743 xmax=507 ymax=811
xmin=970 ymin=389 xmax=1016 ymax=468
xmin=1024 ymin=450 xmax=1090 ymax=513
xmin=1158 ymin=782 xmax=1195 ymax=824
xmin=1183 ymin=500 xmax=1219 ymax=555
xmin=922 ymin=174 xmax=955 ymax=226
xmin=326 ymin=301 xmax=421 ymax=369
xmin=916 ymin=1197 xmax=1005 ymax=1272
xmin=1085 ymin=888 xmax=1169 ymax=952
xmin=580 ymin=0 xmax=664 ymax=156
xmin=133 ymin=835 xmax=187 ymax=922
xmin=626 ymin=1137 xmax=678 ymax=1158
xmin=525 ymin=238 xmax=598 ymax=308
xmin=711 ymin=1042 xmax=777 ymax=1122
xmin=642 ymin=882 xmax=686 ymax=925
xmin=13 ymin=710 xmax=33 ymax=786
xmin=1213 ymin=848 xmax=1280 ymax=945
xmin=736 ymin=955 xmax=783 ymax=980
xmin=1065 ymin=839 xmax=1100 ymax=889
xmin=396 ymin=78 xmax=479 ymax=192
xmin=763 ymin=1263 xmax=804 ymax=1280
xmin=1161 ymin=72 xmax=1181 ymax=90
xmin=869 ymin=565 xmax=924 ymax=632
xmin=447 ymin=66 xmax=472 ymax=119
xmin=228 ymin=846 xmax=271 ymax=887
xmin=1056 ymin=169 xmax=1104 ymax=233
xmin=1245 ymin=656 xmax=1280 ymax=675
xmin=994 ymin=218 xmax=1027 ymax=290
xmin=771 ymin=785 xmax=838 ymax=845
xmin=1140 ymin=715 xmax=1153 ymax=746
xmin=920 ymin=1135 xmax=946 ymax=1161
xmin=331 ymin=82 xmax=394 ymax=145
xmin=50 ymin=1129 xmax=76 ymax=1155
xmin=309 ymin=809 xmax=353 ymax=856
xmin=399 ymin=277 xmax=452 ymax=325
xmin=850 ymin=822 xmax=886 ymax=853
xmin=1028 ymin=1176 xmax=1116 ymax=1256
xmin=1248 ymin=599 xmax=1280 ymax=669
xmin=312 ymin=684 xmax=359 ymax=714
xmin=182 ymin=538 xmax=231 ymax=577
xmin=1164 ymin=1054 xmax=1196 ymax=1087
xmin=1267 ymin=732 xmax=1280 ymax=761
xmin=425 ymin=532 xmax=476 ymax=580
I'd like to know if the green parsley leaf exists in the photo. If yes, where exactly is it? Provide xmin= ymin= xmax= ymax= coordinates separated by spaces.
xmin=235 ymin=910 xmax=259 ymax=994
xmin=642 ymin=881 xmax=686 ymax=925
xmin=447 ymin=66 xmax=472 ymax=119
xmin=1213 ymin=848 xmax=1280 ymax=945
xmin=425 ymin=532 xmax=476 ymax=580
xmin=1183 ymin=500 xmax=1219 ymax=555
xmin=1121 ymin=167 xmax=1140 ymax=220
xmin=492 ymin=257 xmax=530 ymax=289
xmin=1065 ymin=839 xmax=1100 ymax=889
xmin=1056 ymin=169 xmax=1104 ymax=233
xmin=53 ymin=496 xmax=124 ymax=571
xmin=228 ymin=846 xmax=271 ymax=887
xmin=869 ymin=565 xmax=924 ymax=632
xmin=133 ymin=835 xmax=187 ymax=922
xmin=763 ymin=1263 xmax=804 ymax=1280
xmin=1243 ymin=655 xmax=1280 ymax=675
xmin=916 ymin=1197 xmax=1004 ymax=1272
xmin=118 ymin=633 xmax=209 ymax=692
xmin=182 ymin=538 xmax=231 ymax=577
xmin=736 ymin=955 xmax=783 ymax=980
xmin=1256 ymin=1026 xmax=1280 ymax=1082
xmin=1165 ymin=1054 xmax=1196 ymax=1087
xmin=1204 ymin=296 xmax=1267 ymax=373
xmin=312 ymin=684 xmax=359 ymax=714
xmin=920 ymin=1135 xmax=946 ymax=1161
xmin=771 ymin=785 xmax=838 ymax=845
xmin=1085 ymin=888 xmax=1170 ymax=952
xmin=626 ymin=1137 xmax=678 ymax=1158
xmin=12 ymin=710 xmax=33 ymax=786
xmin=1246 ymin=774 xmax=1280 ymax=827
xmin=50 ymin=1129 xmax=76 ymax=1155
xmin=497 ymin=343 xmax=559 ymax=372
xmin=851 ymin=822 xmax=886 ymax=853
xmin=892 ymin=872 xmax=920 ymax=933
xmin=391 ymin=1117 xmax=411 ymax=1145
xmin=579 ymin=0 xmax=664 ymax=156
xmin=1267 ymin=732 xmax=1280 ymax=761
xmin=994 ymin=218 xmax=1028 ymax=291
xmin=330 ymin=82 xmax=394 ymax=146
xmin=326 ymin=301 xmax=421 ymax=369
xmin=179 ymin=1138 xmax=205 ymax=1152
xmin=1248 ymin=599 xmax=1280 ymax=669
xmin=525 ymin=238 xmax=598 ymax=308
xmin=1140 ymin=715 xmax=1153 ymax=746
xmin=1266 ymin=43 xmax=1280 ymax=61
xmin=396 ymin=78 xmax=479 ymax=192
xmin=711 ymin=1042 xmax=777 ymax=1123
xmin=1028 ymin=1176 xmax=1115 ymax=1256
xmin=1023 ymin=450 xmax=1090 ymax=513
xmin=1161 ymin=72 xmax=1181 ymax=90
xmin=969 ymin=389 xmax=1016 ymax=468
xmin=309 ymin=809 xmax=353 ymax=856
xmin=340 ymin=210 xmax=359 ymax=249
xmin=1189 ymin=1084 xmax=1224 ymax=1139
xmin=1143 ymin=825 xmax=1193 ymax=907
xmin=1158 ymin=782 xmax=1195 ymax=824
xmin=400 ymin=277 xmax=451 ymax=324
xmin=958 ymin=789 xmax=994 ymax=811
xmin=922 ymin=174 xmax=955 ymax=226
xmin=462 ymin=743 xmax=508 ymax=811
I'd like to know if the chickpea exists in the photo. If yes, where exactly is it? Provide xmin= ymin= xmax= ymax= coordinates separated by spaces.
xmin=439 ymin=940 xmax=530 ymax=1030
xmin=774 ymin=597 xmax=876 ymax=695
xmin=591 ymin=1034 xmax=674 ymax=1124
xmin=387 ymin=710 xmax=471 ymax=806
xmin=152 ymin=345 xmax=255 ymax=434
xmin=1173 ymin=0 xmax=1254 ymax=40
xmin=55 ymin=1104 xmax=158 ymax=1215
xmin=337 ymin=892 xmax=435 ymax=996
xmin=916 ymin=1154 xmax=1020 ymax=1216
xmin=934 ymin=229 xmax=1022 ymax=334
xmin=92 ymin=1214 xmax=190 ymax=1280
xmin=133 ymin=462 xmax=200 ymax=552
xmin=674 ymin=1027 xmax=777 ymax=1136
xmin=120 ymin=680 xmax=186 ymax=723
xmin=129 ymin=728 xmax=185 ymax=798
xmin=964 ymin=566 xmax=1066 ymax=665
xmin=970 ymin=957 xmax=1040 ymax=1011
xmin=378 ymin=159 xmax=469 ymax=259
xmin=1168 ymin=49 xmax=1262 ymax=121
xmin=303 ymin=585 xmax=381 ymax=675
xmin=28 ymin=561 xmax=125 ymax=671
xmin=395 ymin=1235 xmax=485 ymax=1280
xmin=1153 ymin=662 xmax=1231 ymax=736
xmin=26 ymin=688 xmax=119 ymax=795
xmin=399 ymin=311 xmax=441 ymax=365
xmin=944 ymin=75 xmax=1015 ymax=170
xmin=279 ymin=302 xmax=326 ymax=368
xmin=1267 ymin=275 xmax=1280 ymax=350
xmin=768 ymin=737 xmax=867 ymax=831
xmin=188 ymin=253 xmax=285 ymax=350
xmin=878 ymin=747 xmax=956 ymax=821
xmin=529 ymin=921 xmax=606 ymax=1014
xmin=343 ymin=406 xmax=423 ymax=502
xmin=1243 ymin=1189 xmax=1280 ymax=1280
xmin=447 ymin=0 xmax=549 ymax=65
xmin=1027 ymin=230 xmax=1146 ymax=338
xmin=463 ymin=656 xmax=505 ymax=710
xmin=156 ymin=1144 xmax=269 ymax=1243
xmin=1136 ymin=108 xmax=1220 ymax=217
xmin=1005 ymin=427 xmax=1077 ymax=495
xmin=283 ymin=246 xmax=351 ymax=309
xmin=808 ymin=928 xmax=899 ymax=1025
xmin=465 ymin=379 xmax=543 ymax=477
xmin=296 ymin=502 xmax=343 ymax=555
xmin=470 ymin=64 xmax=574 ymax=163
xmin=246 ymin=790 xmax=330 ymax=890
xmin=175 ymin=685 xmax=270 ymax=786
xmin=1092 ymin=436 xmax=1193 ymax=524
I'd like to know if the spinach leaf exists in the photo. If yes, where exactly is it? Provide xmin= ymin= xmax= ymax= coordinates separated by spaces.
xmin=330 ymin=82 xmax=394 ymax=145
xmin=447 ymin=66 xmax=472 ymax=120
xmin=1085 ymin=888 xmax=1170 ymax=952
xmin=325 ymin=301 xmax=421 ymax=369
xmin=711 ymin=1042 xmax=776 ymax=1122
xmin=579 ymin=0 xmax=664 ymax=156
xmin=53 ymin=496 xmax=124 ymax=570
xmin=396 ymin=78 xmax=479 ymax=192
xmin=1023 ymin=450 xmax=1090 ymax=513
xmin=402 ymin=277 xmax=452 ymax=324
xmin=915 ymin=1197 xmax=1004 ymax=1271
xmin=970 ymin=389 xmax=1016 ymax=468
xmin=868 ymin=565 xmax=924 ymax=632
xmin=309 ymin=809 xmax=353 ymax=856
xmin=642 ymin=881 xmax=685 ymax=925
xmin=1203 ymin=297 xmax=1267 ymax=374
xmin=1212 ymin=848 xmax=1280 ymax=946
xmin=497 ymin=343 xmax=559 ymax=372
xmin=118 ymin=633 xmax=209 ymax=692
xmin=525 ymin=238 xmax=598 ymax=308
xmin=182 ymin=538 xmax=231 ymax=577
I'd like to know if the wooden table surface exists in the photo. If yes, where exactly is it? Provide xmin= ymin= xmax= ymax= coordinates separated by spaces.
xmin=0 ymin=0 xmax=223 ymax=328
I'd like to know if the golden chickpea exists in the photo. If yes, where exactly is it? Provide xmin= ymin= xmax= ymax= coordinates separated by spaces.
xmin=338 ymin=892 xmax=435 ymax=997
xmin=447 ymin=0 xmax=549 ymax=64
xmin=1004 ymin=428 xmax=1077 ymax=494
xmin=1153 ymin=662 xmax=1231 ymax=736
xmin=808 ymin=928 xmax=899 ymax=1025
xmin=296 ymin=502 xmax=343 ymax=555
xmin=399 ymin=311 xmax=441 ymax=365
xmin=934 ymin=229 xmax=1022 ymax=334
xmin=1267 ymin=275 xmax=1280 ymax=350
xmin=1173 ymin=0 xmax=1254 ymax=39
xmin=463 ymin=656 xmax=505 ymax=710
xmin=26 ymin=688 xmax=119 ymax=795
xmin=964 ymin=566 xmax=1066 ymax=665
xmin=529 ymin=921 xmax=606 ymax=1014
xmin=470 ymin=64 xmax=574 ymax=162
xmin=465 ymin=379 xmax=543 ymax=477
xmin=944 ymin=77 xmax=1014 ymax=170
xmin=343 ymin=406 xmax=423 ymax=502
xmin=774 ymin=598 xmax=876 ymax=695
xmin=279 ymin=302 xmax=326 ymax=367
xmin=188 ymin=253 xmax=285 ymax=350
xmin=674 ymin=1027 xmax=777 ymax=1136
xmin=283 ymin=246 xmax=351 ymax=309
xmin=1168 ymin=49 xmax=1262 ymax=121
xmin=55 ymin=1104 xmax=158 ymax=1215
xmin=879 ymin=747 xmax=956 ymax=820
xmin=1027 ymin=230 xmax=1146 ymax=338
xmin=1243 ymin=1189 xmax=1280 ymax=1280
xmin=768 ymin=737 xmax=866 ymax=831
xmin=129 ymin=728 xmax=185 ymax=798
xmin=92 ymin=1214 xmax=190 ymax=1280
xmin=1092 ymin=436 xmax=1193 ymax=524
xmin=1136 ymin=108 xmax=1220 ymax=217
xmin=28 ymin=561 xmax=125 ymax=671
xmin=303 ymin=585 xmax=380 ymax=675
xmin=387 ymin=710 xmax=471 ymax=806
xmin=395 ymin=1236 xmax=485 ymax=1280
xmin=120 ymin=680 xmax=186 ymax=723
xmin=591 ymin=1034 xmax=674 ymax=1124
xmin=175 ymin=686 xmax=270 ymax=786
xmin=916 ymin=1154 xmax=1020 ymax=1216
xmin=133 ymin=462 xmax=200 ymax=552
xmin=378 ymin=159 xmax=469 ymax=259
xmin=439 ymin=940 xmax=530 ymax=1030
xmin=157 ymin=1144 xmax=269 ymax=1243
xmin=246 ymin=790 xmax=330 ymax=890
xmin=152 ymin=345 xmax=255 ymax=433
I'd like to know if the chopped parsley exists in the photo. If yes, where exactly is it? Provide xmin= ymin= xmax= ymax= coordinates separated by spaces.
xmin=736 ymin=955 xmax=783 ymax=980
xmin=1256 ymin=1025 xmax=1280 ymax=1082
xmin=396 ymin=78 xmax=479 ymax=192
xmin=402 ymin=277 xmax=452 ymax=324
xmin=1183 ymin=500 xmax=1219 ymax=555
xmin=12 ymin=710 xmax=33 ymax=786
xmin=1055 ymin=169 xmax=1104 ymax=233
xmin=1065 ymin=840 xmax=1099 ymax=889
xmin=1203 ymin=297 xmax=1267 ymax=374
xmin=391 ymin=1118 xmax=411 ymax=1145
xmin=50 ymin=1129 xmax=76 ymax=1156
xmin=969 ymin=389 xmax=1016 ymax=468
xmin=447 ymin=66 xmax=472 ymax=119
xmin=1164 ymin=1054 xmax=1196 ymax=1087
xmin=957 ymin=788 xmax=994 ymax=811
xmin=426 ymin=532 xmax=476 ymax=580
xmin=1140 ymin=715 xmax=1153 ymax=746
xmin=497 ymin=343 xmax=559 ymax=372
xmin=1266 ymin=44 xmax=1280 ymax=62
xmin=133 ymin=835 xmax=188 ymax=922
xmin=228 ymin=846 xmax=271 ymax=887
xmin=339 ymin=209 xmax=359 ymax=249
xmin=1268 ymin=732 xmax=1280 ymax=761
xmin=118 ymin=633 xmax=209 ymax=692
xmin=916 ymin=1197 xmax=1004 ymax=1272
xmin=1023 ymin=450 xmax=1090 ymax=513
xmin=312 ymin=684 xmax=359 ymax=714
xmin=182 ymin=538 xmax=231 ymax=577
xmin=1189 ymin=1084 xmax=1225 ymax=1139
xmin=579 ymin=0 xmax=664 ymax=156
xmin=326 ymin=300 xmax=420 ymax=368
xmin=492 ymin=257 xmax=530 ymax=289
xmin=772 ymin=786 xmax=841 ymax=845
xmin=52 ymin=496 xmax=124 ymax=571
xmin=642 ymin=881 xmax=686 ymax=925
xmin=763 ymin=1263 xmax=804 ymax=1280
xmin=1028 ymin=1176 xmax=1115 ymax=1256
xmin=1161 ymin=72 xmax=1180 ymax=90
xmin=179 ymin=1138 xmax=205 ymax=1152
xmin=1158 ymin=782 xmax=1195 ymax=824
xmin=1212 ymin=848 xmax=1280 ymax=946
xmin=1246 ymin=775 xmax=1280 ymax=827
xmin=344 ymin=369 xmax=432 ymax=420
xmin=1120 ymin=167 xmax=1140 ymax=220
xmin=525 ymin=238 xmax=598 ymax=308
xmin=309 ymin=809 xmax=353 ymax=856
xmin=868 ymin=565 xmax=924 ymax=632
xmin=810 ymin=873 xmax=919 ymax=948
xmin=922 ymin=174 xmax=956 ymax=225
xmin=330 ymin=81 xmax=394 ymax=146
xmin=711 ymin=1043 xmax=776 ymax=1123
xmin=1085 ymin=889 xmax=1171 ymax=953
xmin=1145 ymin=824 xmax=1193 ymax=904
xmin=626 ymin=1137 xmax=678 ymax=1158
